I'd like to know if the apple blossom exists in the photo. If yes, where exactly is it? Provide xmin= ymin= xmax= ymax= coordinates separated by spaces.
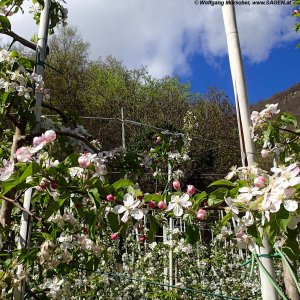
xmin=78 ymin=152 xmax=96 ymax=168
xmin=261 ymin=149 xmax=270 ymax=158
xmin=51 ymin=182 xmax=58 ymax=190
xmin=254 ymin=176 xmax=267 ymax=188
xmin=113 ymin=193 xmax=144 ymax=223
xmin=196 ymin=209 xmax=206 ymax=220
xmin=172 ymin=180 xmax=181 ymax=191
xmin=111 ymin=233 xmax=119 ymax=240
xmin=166 ymin=194 xmax=192 ymax=217
xmin=44 ymin=130 xmax=57 ymax=143
xmin=186 ymin=185 xmax=196 ymax=196
xmin=16 ymin=146 xmax=32 ymax=162
xmin=0 ymin=159 xmax=14 ymax=181
xmin=148 ymin=200 xmax=156 ymax=209
xmin=139 ymin=235 xmax=147 ymax=242
xmin=33 ymin=134 xmax=46 ymax=146
xmin=158 ymin=201 xmax=167 ymax=209
xmin=106 ymin=194 xmax=115 ymax=202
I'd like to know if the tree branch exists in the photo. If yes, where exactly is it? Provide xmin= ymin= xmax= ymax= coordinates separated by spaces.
xmin=41 ymin=101 xmax=74 ymax=125
xmin=18 ymin=130 xmax=100 ymax=153
xmin=0 ymin=195 xmax=40 ymax=221
xmin=1 ymin=30 xmax=49 ymax=54
xmin=55 ymin=130 xmax=100 ymax=152
xmin=278 ymin=127 xmax=300 ymax=136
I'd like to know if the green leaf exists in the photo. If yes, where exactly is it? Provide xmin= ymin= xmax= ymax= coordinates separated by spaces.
xmin=283 ymin=230 xmax=300 ymax=261
xmin=18 ymin=162 xmax=39 ymax=184
xmin=275 ymin=206 xmax=290 ymax=233
xmin=148 ymin=215 xmax=159 ymax=241
xmin=88 ymin=188 xmax=101 ymax=207
xmin=1 ymin=162 xmax=39 ymax=196
xmin=247 ymin=225 xmax=262 ymax=246
xmin=107 ymin=212 xmax=120 ymax=233
xmin=209 ymin=179 xmax=235 ymax=188
xmin=45 ymin=194 xmax=67 ymax=220
xmin=111 ymin=179 xmax=133 ymax=190
xmin=193 ymin=191 xmax=207 ymax=210
xmin=144 ymin=194 xmax=161 ymax=203
xmin=0 ymin=16 xmax=11 ymax=30
xmin=208 ymin=188 xmax=228 ymax=206
xmin=45 ymin=201 xmax=60 ymax=220
xmin=185 ymin=223 xmax=200 ymax=245
xmin=220 ymin=212 xmax=232 ymax=226
xmin=280 ymin=112 xmax=297 ymax=128
xmin=17 ymin=57 xmax=33 ymax=70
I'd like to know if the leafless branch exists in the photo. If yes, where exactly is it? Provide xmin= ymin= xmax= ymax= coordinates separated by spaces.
xmin=0 ymin=195 xmax=40 ymax=221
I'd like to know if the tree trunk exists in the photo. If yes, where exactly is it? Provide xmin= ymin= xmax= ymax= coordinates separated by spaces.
xmin=0 ymin=127 xmax=20 ymax=227
xmin=282 ymin=259 xmax=299 ymax=300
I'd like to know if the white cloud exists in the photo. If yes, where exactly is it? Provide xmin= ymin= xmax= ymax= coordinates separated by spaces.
xmin=2 ymin=0 xmax=298 ymax=77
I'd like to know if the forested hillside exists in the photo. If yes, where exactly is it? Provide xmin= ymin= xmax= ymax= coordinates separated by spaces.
xmin=252 ymin=83 xmax=300 ymax=120
xmin=42 ymin=26 xmax=241 ymax=189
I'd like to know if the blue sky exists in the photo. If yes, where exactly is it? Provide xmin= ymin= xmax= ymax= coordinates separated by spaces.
xmin=179 ymin=40 xmax=300 ymax=103
xmin=4 ymin=1 xmax=300 ymax=105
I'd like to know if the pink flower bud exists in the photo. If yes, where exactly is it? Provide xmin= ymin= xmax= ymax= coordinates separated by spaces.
xmin=293 ymin=9 xmax=298 ymax=15
xmin=111 ymin=233 xmax=119 ymax=240
xmin=261 ymin=149 xmax=269 ymax=158
xmin=196 ymin=209 xmax=207 ymax=220
xmin=158 ymin=201 xmax=167 ymax=209
xmin=50 ymin=182 xmax=58 ymax=190
xmin=33 ymin=135 xmax=46 ymax=146
xmin=139 ymin=235 xmax=147 ymax=242
xmin=16 ymin=147 xmax=32 ymax=162
xmin=186 ymin=185 xmax=196 ymax=196
xmin=36 ymin=186 xmax=44 ymax=192
xmin=172 ymin=180 xmax=181 ymax=191
xmin=44 ymin=130 xmax=56 ymax=143
xmin=78 ymin=153 xmax=93 ymax=168
xmin=106 ymin=194 xmax=115 ymax=202
xmin=254 ymin=176 xmax=267 ymax=188
xmin=148 ymin=200 xmax=156 ymax=209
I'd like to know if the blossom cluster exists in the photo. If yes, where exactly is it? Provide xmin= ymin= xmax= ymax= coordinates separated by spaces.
xmin=0 ymin=50 xmax=50 ymax=99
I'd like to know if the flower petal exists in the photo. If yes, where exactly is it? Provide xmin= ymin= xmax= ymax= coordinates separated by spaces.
xmin=287 ymin=213 xmax=300 ymax=230
xmin=283 ymin=200 xmax=298 ymax=212
xmin=173 ymin=204 xmax=183 ymax=217
xmin=130 ymin=200 xmax=141 ymax=209
xmin=270 ymin=199 xmax=281 ymax=213
xmin=121 ymin=211 xmax=130 ymax=223
xmin=165 ymin=203 xmax=175 ymax=212
xmin=113 ymin=205 xmax=127 ymax=214
xmin=123 ymin=193 xmax=134 ymax=207
xmin=180 ymin=193 xmax=190 ymax=202
xmin=130 ymin=208 xmax=144 ymax=220
xmin=180 ymin=200 xmax=192 ymax=208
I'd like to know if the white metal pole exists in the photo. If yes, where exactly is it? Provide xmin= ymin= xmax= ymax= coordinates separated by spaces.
xmin=222 ymin=4 xmax=278 ymax=300
xmin=14 ymin=1 xmax=51 ymax=299
xmin=121 ymin=107 xmax=126 ymax=151
xmin=167 ymin=162 xmax=173 ymax=287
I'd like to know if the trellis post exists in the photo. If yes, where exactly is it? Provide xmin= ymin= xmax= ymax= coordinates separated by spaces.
xmin=13 ymin=1 xmax=51 ymax=299
xmin=222 ymin=4 xmax=278 ymax=300
xmin=121 ymin=107 xmax=126 ymax=151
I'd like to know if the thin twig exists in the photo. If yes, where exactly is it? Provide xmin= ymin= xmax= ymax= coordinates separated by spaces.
xmin=18 ymin=130 xmax=100 ymax=153
xmin=0 ymin=195 xmax=40 ymax=221
xmin=278 ymin=127 xmax=300 ymax=136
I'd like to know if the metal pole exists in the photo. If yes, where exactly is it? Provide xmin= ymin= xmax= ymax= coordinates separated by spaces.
xmin=167 ymin=162 xmax=173 ymax=287
xmin=222 ymin=4 xmax=278 ymax=300
xmin=13 ymin=2 xmax=51 ymax=299
xmin=121 ymin=107 xmax=126 ymax=151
